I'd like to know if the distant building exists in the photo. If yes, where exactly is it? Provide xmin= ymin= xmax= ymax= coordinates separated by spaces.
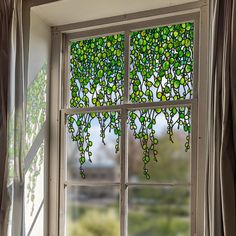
xmin=68 ymin=157 xmax=119 ymax=204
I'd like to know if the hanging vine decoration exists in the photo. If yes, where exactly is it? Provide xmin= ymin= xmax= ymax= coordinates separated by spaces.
xmin=130 ymin=22 xmax=194 ymax=103
xmin=68 ymin=22 xmax=194 ymax=179
xmin=70 ymin=34 xmax=124 ymax=108
xmin=67 ymin=112 xmax=121 ymax=179
xmin=128 ymin=107 xmax=191 ymax=179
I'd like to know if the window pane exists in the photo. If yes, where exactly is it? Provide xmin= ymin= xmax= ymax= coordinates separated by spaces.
xmin=29 ymin=206 xmax=44 ymax=236
xmin=128 ymin=186 xmax=190 ymax=236
xmin=66 ymin=186 xmax=120 ymax=236
xmin=70 ymin=34 xmax=124 ymax=108
xmin=130 ymin=22 xmax=194 ymax=103
xmin=67 ymin=112 xmax=121 ymax=181
xmin=25 ymin=142 xmax=45 ymax=235
xmin=26 ymin=63 xmax=47 ymax=154
xmin=128 ymin=107 xmax=191 ymax=182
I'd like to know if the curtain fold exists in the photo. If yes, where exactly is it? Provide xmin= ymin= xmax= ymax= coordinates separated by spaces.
xmin=205 ymin=0 xmax=236 ymax=235
xmin=9 ymin=0 xmax=26 ymax=235
xmin=0 ymin=0 xmax=26 ymax=235
xmin=0 ymin=0 xmax=13 ymax=235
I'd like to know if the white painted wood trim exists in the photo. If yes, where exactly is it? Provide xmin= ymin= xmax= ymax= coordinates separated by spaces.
xmin=64 ymin=181 xmax=190 ymax=187
xmin=55 ymin=7 xmax=206 ymax=236
xmin=61 ymin=100 xmax=194 ymax=115
xmin=53 ymin=1 xmax=206 ymax=33
xmin=66 ymin=13 xmax=200 ymax=41
xmin=190 ymin=13 xmax=200 ymax=236
xmin=196 ymin=4 xmax=209 ymax=236
xmin=49 ymin=30 xmax=62 ymax=236
xmin=22 ymin=1 xmax=208 ymax=236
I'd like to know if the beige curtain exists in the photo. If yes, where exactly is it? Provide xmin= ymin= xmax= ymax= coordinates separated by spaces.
xmin=0 ymin=0 xmax=13 ymax=235
xmin=0 ymin=0 xmax=26 ymax=235
xmin=9 ymin=0 xmax=26 ymax=235
xmin=205 ymin=0 xmax=236 ymax=235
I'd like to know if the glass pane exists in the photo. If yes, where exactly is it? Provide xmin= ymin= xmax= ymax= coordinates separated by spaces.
xmin=29 ymin=205 xmax=44 ymax=236
xmin=70 ymin=34 xmax=124 ymax=108
xmin=66 ymin=186 xmax=120 ymax=236
xmin=130 ymin=22 xmax=194 ymax=103
xmin=67 ymin=112 xmax=121 ymax=181
xmin=26 ymin=63 xmax=47 ymax=154
xmin=128 ymin=107 xmax=191 ymax=181
xmin=25 ymin=142 xmax=44 ymax=235
xmin=128 ymin=186 xmax=190 ymax=236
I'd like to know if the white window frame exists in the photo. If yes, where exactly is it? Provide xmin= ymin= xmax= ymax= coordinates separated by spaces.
xmin=49 ymin=2 xmax=209 ymax=236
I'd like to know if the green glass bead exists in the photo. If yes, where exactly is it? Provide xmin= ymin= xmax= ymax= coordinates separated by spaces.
xmin=163 ymin=61 xmax=170 ymax=70
xmin=139 ymin=116 xmax=145 ymax=123
xmin=174 ymin=80 xmax=180 ymax=88
xmin=186 ymin=64 xmax=192 ymax=72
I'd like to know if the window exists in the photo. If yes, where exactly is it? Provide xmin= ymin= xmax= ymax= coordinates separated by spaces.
xmin=49 ymin=9 xmax=207 ymax=236
xmin=61 ymin=16 xmax=198 ymax=236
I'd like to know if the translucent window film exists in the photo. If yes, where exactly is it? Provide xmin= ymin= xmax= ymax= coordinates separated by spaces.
xmin=67 ymin=112 xmax=121 ymax=180
xmin=128 ymin=107 xmax=191 ymax=180
xmin=128 ymin=186 xmax=190 ymax=236
xmin=66 ymin=186 xmax=120 ymax=236
xmin=70 ymin=34 xmax=124 ymax=108
xmin=130 ymin=22 xmax=194 ymax=103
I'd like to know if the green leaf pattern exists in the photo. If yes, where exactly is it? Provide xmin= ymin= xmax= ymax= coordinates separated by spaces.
xmin=68 ymin=23 xmax=194 ymax=179
xmin=130 ymin=23 xmax=194 ymax=102
xmin=70 ymin=34 xmax=124 ymax=108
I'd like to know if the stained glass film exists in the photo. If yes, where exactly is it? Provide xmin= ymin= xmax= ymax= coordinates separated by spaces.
xmin=67 ymin=112 xmax=120 ymax=182
xmin=68 ymin=22 xmax=194 ymax=180
xmin=128 ymin=107 xmax=191 ymax=180
xmin=128 ymin=108 xmax=191 ymax=182
xmin=67 ymin=112 xmax=121 ymax=179
xmin=130 ymin=22 xmax=194 ymax=103
xmin=70 ymin=34 xmax=124 ymax=108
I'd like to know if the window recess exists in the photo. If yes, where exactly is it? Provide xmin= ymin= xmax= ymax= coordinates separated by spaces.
xmin=59 ymin=13 xmax=200 ymax=236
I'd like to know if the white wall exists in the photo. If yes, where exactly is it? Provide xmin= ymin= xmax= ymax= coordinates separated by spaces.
xmin=25 ymin=10 xmax=51 ymax=236
xmin=28 ymin=11 xmax=51 ymax=85
xmin=32 ymin=0 xmax=198 ymax=26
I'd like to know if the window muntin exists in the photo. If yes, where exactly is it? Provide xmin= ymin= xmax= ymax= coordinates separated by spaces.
xmin=61 ymin=16 xmax=198 ymax=236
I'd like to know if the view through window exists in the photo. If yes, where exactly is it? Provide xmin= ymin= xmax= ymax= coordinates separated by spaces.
xmin=61 ymin=19 xmax=197 ymax=236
